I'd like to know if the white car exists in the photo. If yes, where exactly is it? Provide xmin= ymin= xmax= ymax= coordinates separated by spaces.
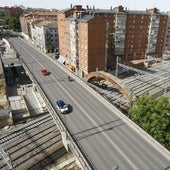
xmin=56 ymin=100 xmax=69 ymax=114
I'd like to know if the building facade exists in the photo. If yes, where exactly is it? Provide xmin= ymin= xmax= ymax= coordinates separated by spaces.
xmin=31 ymin=20 xmax=58 ymax=53
xmin=163 ymin=11 xmax=170 ymax=58
xmin=4 ymin=6 xmax=23 ymax=18
xmin=20 ymin=13 xmax=34 ymax=40
xmin=58 ymin=5 xmax=168 ymax=77
xmin=20 ymin=11 xmax=58 ymax=40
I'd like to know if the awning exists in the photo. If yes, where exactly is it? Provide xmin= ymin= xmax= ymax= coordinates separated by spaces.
xmin=67 ymin=64 xmax=74 ymax=69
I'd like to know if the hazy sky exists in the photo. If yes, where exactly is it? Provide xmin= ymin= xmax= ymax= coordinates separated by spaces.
xmin=1 ymin=0 xmax=170 ymax=12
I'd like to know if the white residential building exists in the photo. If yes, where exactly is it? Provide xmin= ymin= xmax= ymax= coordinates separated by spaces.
xmin=31 ymin=20 xmax=58 ymax=53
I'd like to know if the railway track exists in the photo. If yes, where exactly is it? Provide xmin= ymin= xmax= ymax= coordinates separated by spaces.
xmin=0 ymin=114 xmax=68 ymax=170
xmin=88 ymin=61 xmax=170 ymax=110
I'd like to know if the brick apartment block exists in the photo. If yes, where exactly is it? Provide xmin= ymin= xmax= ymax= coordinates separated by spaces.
xmin=57 ymin=5 xmax=168 ymax=77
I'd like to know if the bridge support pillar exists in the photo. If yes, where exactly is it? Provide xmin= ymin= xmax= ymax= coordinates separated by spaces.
xmin=61 ymin=131 xmax=69 ymax=152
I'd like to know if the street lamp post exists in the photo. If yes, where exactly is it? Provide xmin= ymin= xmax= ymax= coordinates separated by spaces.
xmin=31 ymin=61 xmax=34 ymax=74
xmin=96 ymin=67 xmax=98 ymax=84
xmin=31 ymin=61 xmax=36 ymax=91
xmin=64 ymin=114 xmax=67 ymax=139
xmin=115 ymin=56 xmax=119 ymax=77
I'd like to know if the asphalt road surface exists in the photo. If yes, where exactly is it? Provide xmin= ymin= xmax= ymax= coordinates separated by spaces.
xmin=7 ymin=35 xmax=170 ymax=170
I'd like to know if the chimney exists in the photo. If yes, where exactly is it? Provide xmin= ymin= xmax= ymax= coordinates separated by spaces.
xmin=73 ymin=5 xmax=82 ymax=10
xmin=70 ymin=4 xmax=72 ymax=8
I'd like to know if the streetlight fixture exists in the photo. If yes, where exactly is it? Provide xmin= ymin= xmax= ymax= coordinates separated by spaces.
xmin=31 ymin=61 xmax=34 ymax=74
xmin=30 ymin=61 xmax=36 ymax=90
xmin=115 ymin=56 xmax=119 ymax=77
xmin=64 ymin=113 xmax=68 ymax=140
xmin=96 ymin=67 xmax=98 ymax=84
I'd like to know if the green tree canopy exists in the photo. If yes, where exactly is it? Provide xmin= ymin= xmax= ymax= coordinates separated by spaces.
xmin=4 ymin=17 xmax=21 ymax=30
xmin=46 ymin=44 xmax=55 ymax=53
xmin=0 ymin=11 xmax=4 ymax=18
xmin=129 ymin=93 xmax=170 ymax=150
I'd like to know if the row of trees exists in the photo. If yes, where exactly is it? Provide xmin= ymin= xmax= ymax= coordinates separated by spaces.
xmin=4 ymin=17 xmax=21 ymax=30
xmin=129 ymin=93 xmax=170 ymax=150
xmin=0 ymin=12 xmax=21 ymax=30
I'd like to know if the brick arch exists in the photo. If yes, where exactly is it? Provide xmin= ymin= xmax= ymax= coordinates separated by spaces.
xmin=83 ymin=71 xmax=130 ymax=101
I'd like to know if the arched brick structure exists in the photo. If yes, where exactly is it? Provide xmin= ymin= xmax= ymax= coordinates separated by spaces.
xmin=83 ymin=71 xmax=130 ymax=101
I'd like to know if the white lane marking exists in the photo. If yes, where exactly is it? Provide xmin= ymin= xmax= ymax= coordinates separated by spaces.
xmin=17 ymin=37 xmax=170 ymax=162
xmin=14 ymin=37 xmax=138 ymax=169
xmin=49 ymin=75 xmax=138 ymax=169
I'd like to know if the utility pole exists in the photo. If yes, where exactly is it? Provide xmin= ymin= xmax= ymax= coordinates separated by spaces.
xmin=64 ymin=113 xmax=68 ymax=140
xmin=115 ymin=56 xmax=119 ymax=77
xmin=31 ymin=61 xmax=36 ymax=91
xmin=96 ymin=67 xmax=98 ymax=84
xmin=0 ymin=145 xmax=14 ymax=170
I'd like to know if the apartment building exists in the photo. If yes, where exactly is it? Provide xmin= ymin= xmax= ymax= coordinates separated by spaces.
xmin=4 ymin=6 xmax=23 ymax=18
xmin=31 ymin=20 xmax=58 ymax=53
xmin=163 ymin=12 xmax=170 ymax=57
xmin=57 ymin=5 xmax=168 ymax=77
xmin=20 ymin=13 xmax=34 ymax=40
xmin=20 ymin=11 xmax=58 ymax=40
xmin=31 ymin=11 xmax=58 ymax=21
xmin=58 ymin=5 xmax=105 ymax=76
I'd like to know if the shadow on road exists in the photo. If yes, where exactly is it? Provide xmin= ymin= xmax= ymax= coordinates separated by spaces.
xmin=74 ymin=119 xmax=125 ymax=141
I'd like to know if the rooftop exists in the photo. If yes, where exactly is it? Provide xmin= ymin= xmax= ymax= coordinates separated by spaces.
xmin=59 ymin=5 xmax=167 ymax=16
xmin=68 ymin=14 xmax=94 ymax=22
xmin=36 ymin=20 xmax=58 ymax=28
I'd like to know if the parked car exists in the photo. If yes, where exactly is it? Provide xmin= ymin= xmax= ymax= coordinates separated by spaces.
xmin=41 ymin=69 xmax=49 ymax=76
xmin=55 ymin=52 xmax=59 ymax=59
xmin=56 ymin=100 xmax=69 ymax=114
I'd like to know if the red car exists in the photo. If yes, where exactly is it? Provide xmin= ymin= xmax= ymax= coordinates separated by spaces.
xmin=41 ymin=69 xmax=49 ymax=76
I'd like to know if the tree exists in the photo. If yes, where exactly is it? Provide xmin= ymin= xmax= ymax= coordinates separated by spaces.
xmin=129 ymin=94 xmax=170 ymax=150
xmin=0 ymin=11 xmax=4 ymax=18
xmin=46 ymin=44 xmax=55 ymax=53
xmin=4 ymin=17 xmax=21 ymax=30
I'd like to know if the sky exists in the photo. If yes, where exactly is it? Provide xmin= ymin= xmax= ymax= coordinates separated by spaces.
xmin=0 ymin=0 xmax=170 ymax=12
